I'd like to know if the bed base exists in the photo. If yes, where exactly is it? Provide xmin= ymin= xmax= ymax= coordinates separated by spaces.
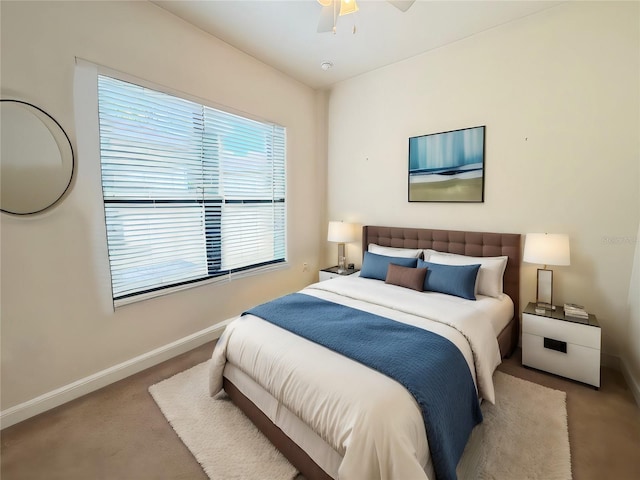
xmin=223 ymin=377 xmax=333 ymax=480
xmin=224 ymin=226 xmax=522 ymax=480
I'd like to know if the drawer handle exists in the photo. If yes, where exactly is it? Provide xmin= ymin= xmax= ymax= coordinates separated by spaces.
xmin=544 ymin=337 xmax=567 ymax=353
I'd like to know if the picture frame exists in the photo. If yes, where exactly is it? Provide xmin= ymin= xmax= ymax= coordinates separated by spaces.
xmin=408 ymin=125 xmax=485 ymax=203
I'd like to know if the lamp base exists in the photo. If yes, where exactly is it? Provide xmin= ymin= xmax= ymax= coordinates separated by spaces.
xmin=535 ymin=302 xmax=555 ymax=311
xmin=535 ymin=268 xmax=554 ymax=309
xmin=336 ymin=243 xmax=346 ymax=274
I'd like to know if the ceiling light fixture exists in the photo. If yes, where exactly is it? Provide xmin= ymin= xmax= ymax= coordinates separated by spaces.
xmin=317 ymin=0 xmax=358 ymax=34
xmin=316 ymin=0 xmax=359 ymax=16
xmin=338 ymin=0 xmax=359 ymax=17
xmin=320 ymin=61 xmax=333 ymax=71
xmin=317 ymin=0 xmax=414 ymax=34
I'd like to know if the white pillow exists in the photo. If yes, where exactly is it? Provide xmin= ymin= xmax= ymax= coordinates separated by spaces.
xmin=423 ymin=248 xmax=436 ymax=261
xmin=368 ymin=243 xmax=422 ymax=258
xmin=427 ymin=251 xmax=508 ymax=298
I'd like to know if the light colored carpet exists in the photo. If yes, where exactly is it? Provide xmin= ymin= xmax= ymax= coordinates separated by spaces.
xmin=150 ymin=362 xmax=571 ymax=480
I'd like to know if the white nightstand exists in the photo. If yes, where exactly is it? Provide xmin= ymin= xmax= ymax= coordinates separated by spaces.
xmin=522 ymin=302 xmax=601 ymax=388
xmin=319 ymin=266 xmax=359 ymax=281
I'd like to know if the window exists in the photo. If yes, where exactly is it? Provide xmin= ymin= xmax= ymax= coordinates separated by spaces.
xmin=97 ymin=75 xmax=286 ymax=305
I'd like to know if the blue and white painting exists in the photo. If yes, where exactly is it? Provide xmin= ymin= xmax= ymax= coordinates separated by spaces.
xmin=408 ymin=126 xmax=485 ymax=202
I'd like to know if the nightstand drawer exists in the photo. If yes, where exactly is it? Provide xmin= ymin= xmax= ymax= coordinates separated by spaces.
xmin=319 ymin=271 xmax=340 ymax=281
xmin=523 ymin=313 xmax=600 ymax=349
xmin=522 ymin=332 xmax=600 ymax=387
xmin=319 ymin=267 xmax=359 ymax=282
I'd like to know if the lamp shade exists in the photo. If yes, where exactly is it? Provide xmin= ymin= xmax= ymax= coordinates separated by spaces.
xmin=523 ymin=233 xmax=570 ymax=266
xmin=327 ymin=221 xmax=356 ymax=243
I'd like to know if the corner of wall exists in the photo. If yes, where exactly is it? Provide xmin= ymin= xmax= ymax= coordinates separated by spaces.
xmin=621 ymin=356 xmax=640 ymax=408
xmin=621 ymin=220 xmax=640 ymax=407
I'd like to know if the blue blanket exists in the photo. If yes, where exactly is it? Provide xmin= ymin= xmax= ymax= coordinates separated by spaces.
xmin=244 ymin=293 xmax=482 ymax=480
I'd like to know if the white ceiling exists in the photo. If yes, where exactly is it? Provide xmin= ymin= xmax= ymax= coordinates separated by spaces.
xmin=152 ymin=0 xmax=561 ymax=89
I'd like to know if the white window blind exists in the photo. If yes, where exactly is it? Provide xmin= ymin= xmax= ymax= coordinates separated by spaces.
xmin=97 ymin=75 xmax=286 ymax=303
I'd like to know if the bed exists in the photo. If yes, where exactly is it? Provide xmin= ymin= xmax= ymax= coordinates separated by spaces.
xmin=209 ymin=226 xmax=521 ymax=480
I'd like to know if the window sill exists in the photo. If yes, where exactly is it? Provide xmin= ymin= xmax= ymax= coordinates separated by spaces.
xmin=113 ymin=261 xmax=289 ymax=309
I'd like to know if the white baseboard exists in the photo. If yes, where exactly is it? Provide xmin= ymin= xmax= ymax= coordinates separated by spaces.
xmin=0 ymin=320 xmax=231 ymax=430
xmin=620 ymin=357 xmax=640 ymax=408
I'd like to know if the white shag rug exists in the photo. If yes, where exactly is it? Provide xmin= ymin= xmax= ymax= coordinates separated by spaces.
xmin=149 ymin=363 xmax=571 ymax=480
xmin=457 ymin=371 xmax=572 ymax=480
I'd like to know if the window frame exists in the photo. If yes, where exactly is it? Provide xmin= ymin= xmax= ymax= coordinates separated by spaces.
xmin=92 ymin=66 xmax=288 ymax=307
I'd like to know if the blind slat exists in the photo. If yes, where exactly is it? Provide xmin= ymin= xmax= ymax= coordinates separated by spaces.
xmin=98 ymin=75 xmax=286 ymax=300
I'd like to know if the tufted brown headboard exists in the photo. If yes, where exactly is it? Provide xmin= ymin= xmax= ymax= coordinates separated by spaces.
xmin=362 ymin=225 xmax=522 ymax=357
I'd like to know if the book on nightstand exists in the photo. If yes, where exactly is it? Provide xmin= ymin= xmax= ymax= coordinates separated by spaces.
xmin=564 ymin=303 xmax=589 ymax=319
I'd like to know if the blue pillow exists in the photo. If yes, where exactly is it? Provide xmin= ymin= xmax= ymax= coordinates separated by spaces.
xmin=417 ymin=260 xmax=480 ymax=300
xmin=360 ymin=251 xmax=418 ymax=281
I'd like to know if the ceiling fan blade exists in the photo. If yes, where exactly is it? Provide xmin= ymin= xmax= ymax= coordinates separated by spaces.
xmin=387 ymin=0 xmax=416 ymax=12
xmin=317 ymin=4 xmax=335 ymax=33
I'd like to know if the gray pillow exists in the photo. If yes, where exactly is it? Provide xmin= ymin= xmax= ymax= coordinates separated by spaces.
xmin=385 ymin=263 xmax=427 ymax=291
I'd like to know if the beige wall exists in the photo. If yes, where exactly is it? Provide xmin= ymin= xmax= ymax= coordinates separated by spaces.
xmin=326 ymin=1 xmax=639 ymax=370
xmin=0 ymin=1 xmax=325 ymax=410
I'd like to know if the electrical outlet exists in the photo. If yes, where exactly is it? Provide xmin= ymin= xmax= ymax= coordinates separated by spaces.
xmin=302 ymin=262 xmax=309 ymax=272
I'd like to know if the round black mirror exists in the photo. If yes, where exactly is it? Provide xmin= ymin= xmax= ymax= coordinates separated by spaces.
xmin=0 ymin=100 xmax=74 ymax=215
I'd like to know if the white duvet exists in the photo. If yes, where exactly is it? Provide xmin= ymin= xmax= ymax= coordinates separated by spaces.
xmin=210 ymin=276 xmax=505 ymax=480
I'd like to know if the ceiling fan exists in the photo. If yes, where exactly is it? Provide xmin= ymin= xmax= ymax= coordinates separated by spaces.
xmin=317 ymin=0 xmax=416 ymax=34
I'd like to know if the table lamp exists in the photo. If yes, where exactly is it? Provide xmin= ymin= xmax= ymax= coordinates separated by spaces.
xmin=327 ymin=221 xmax=356 ymax=273
xmin=523 ymin=233 xmax=570 ymax=309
